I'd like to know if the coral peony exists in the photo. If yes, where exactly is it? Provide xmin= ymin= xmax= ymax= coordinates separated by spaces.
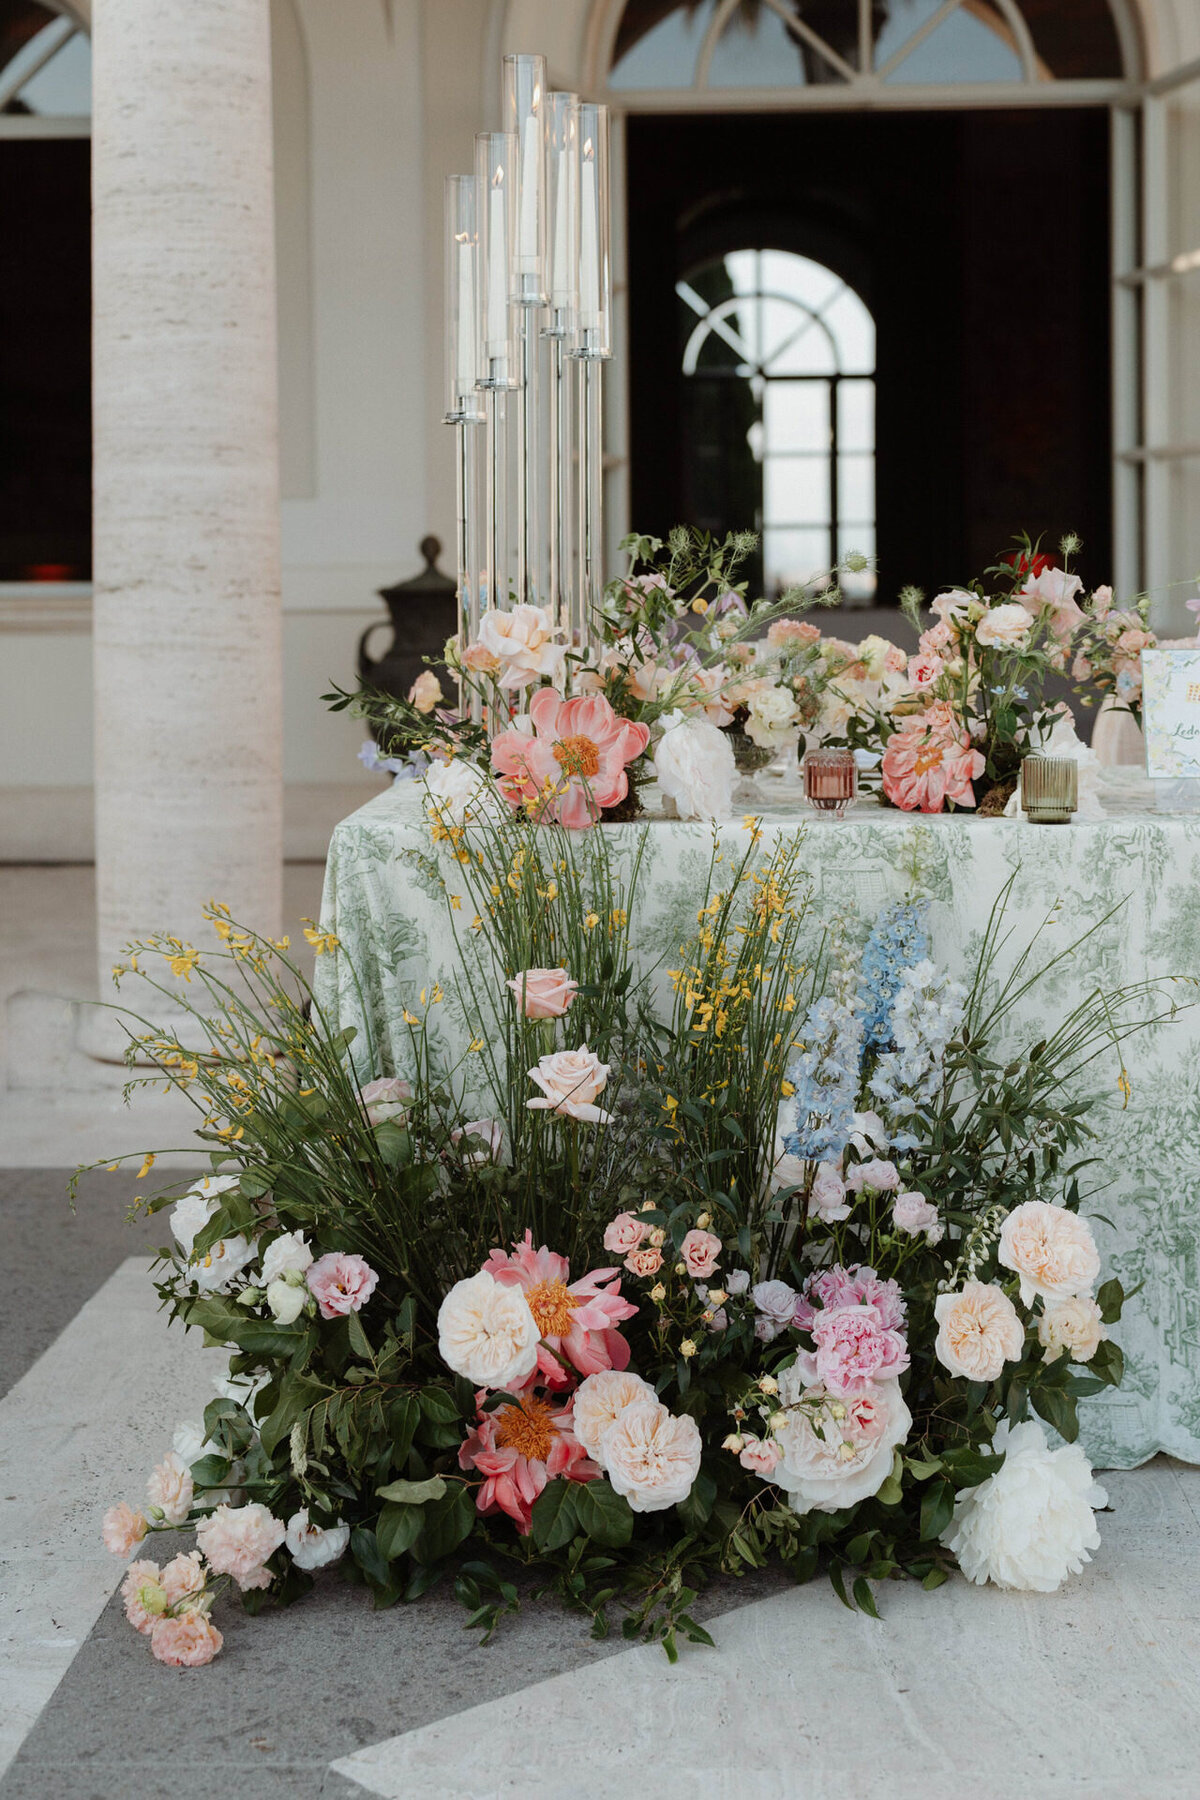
xmin=150 ymin=1611 xmax=224 ymax=1668
xmin=437 ymin=1270 xmax=541 ymax=1390
xmin=652 ymin=710 xmax=735 ymax=820
xmin=600 ymin=1399 xmax=702 ymax=1512
xmin=680 ymin=1228 xmax=722 ymax=1280
xmin=483 ymin=1232 xmax=637 ymax=1386
xmin=942 ymin=1419 xmax=1107 ymax=1591
xmin=507 ymin=967 xmax=578 ymax=1019
xmin=306 ymin=1252 xmax=379 ymax=1320
xmin=572 ymin=1369 xmax=658 ymax=1463
xmin=102 ymin=1502 xmax=148 ymax=1559
xmin=1038 ymin=1294 xmax=1107 ymax=1364
xmin=196 ymin=1502 xmax=285 ymax=1592
xmin=771 ymin=1372 xmax=911 ymax=1514
xmin=459 ymin=1392 xmax=597 ymax=1534
xmin=934 ymin=1282 xmax=1025 ymax=1383
xmin=998 ymin=1201 xmax=1100 ymax=1305
xmin=146 ymin=1452 xmax=193 ymax=1527
xmin=490 ymin=688 xmax=649 ymax=829
xmin=526 ymin=1045 xmax=612 ymax=1124
xmin=881 ymin=703 xmax=985 ymax=813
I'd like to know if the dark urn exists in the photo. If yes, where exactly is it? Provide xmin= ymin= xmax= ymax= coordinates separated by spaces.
xmin=357 ymin=536 xmax=457 ymax=751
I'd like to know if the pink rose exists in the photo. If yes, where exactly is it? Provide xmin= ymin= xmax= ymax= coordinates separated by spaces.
xmin=907 ymin=652 xmax=943 ymax=690
xmin=195 ymin=1502 xmax=286 ymax=1592
xmin=102 ymin=1502 xmax=148 ymax=1559
xmin=507 ymin=967 xmax=579 ymax=1019
xmin=150 ymin=1612 xmax=224 ymax=1668
xmin=920 ymin=621 xmax=953 ymax=654
xmin=739 ymin=1436 xmax=781 ymax=1475
xmin=625 ymin=1246 xmax=663 ymax=1278
xmin=680 ymin=1228 xmax=721 ymax=1279
xmin=121 ymin=1560 xmax=163 ymax=1635
xmin=603 ymin=1211 xmax=647 ymax=1256
xmin=845 ymin=1158 xmax=900 ymax=1193
xmin=526 ymin=1046 xmax=612 ymax=1123
xmin=892 ymin=1190 xmax=944 ymax=1244
xmin=306 ymin=1251 xmax=380 ymax=1320
xmin=809 ymin=1162 xmax=849 ymax=1223
xmin=450 ymin=1118 xmax=504 ymax=1164
xmin=812 ymin=1303 xmax=910 ymax=1396
xmin=359 ymin=1076 xmax=413 ymax=1126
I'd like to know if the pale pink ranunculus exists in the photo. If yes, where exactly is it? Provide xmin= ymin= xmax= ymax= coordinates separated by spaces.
xmin=490 ymin=688 xmax=650 ymax=829
xmin=998 ymin=1202 xmax=1100 ymax=1305
xmin=150 ymin=1612 xmax=224 ymax=1668
xmin=1018 ymin=567 xmax=1085 ymax=641
xmin=892 ymin=1190 xmax=944 ymax=1244
xmin=976 ymin=602 xmax=1034 ymax=648
xmin=572 ymin=1369 xmax=658 ymax=1463
xmin=161 ymin=1551 xmax=207 ymax=1606
xmin=1038 ymin=1294 xmax=1107 ymax=1364
xmin=812 ymin=1303 xmax=910 ymax=1396
xmin=507 ymin=967 xmax=578 ymax=1019
xmin=809 ymin=1162 xmax=850 ymax=1224
xmin=459 ymin=1392 xmax=598 ymax=1535
xmin=625 ymin=1246 xmax=663 ymax=1279
xmin=680 ymin=1228 xmax=722 ymax=1279
xmin=102 ymin=1502 xmax=148 ymax=1559
xmin=767 ymin=618 xmax=821 ymax=648
xmin=603 ymin=1211 xmax=647 ymax=1256
xmin=935 ymin=1282 xmax=1025 ymax=1382
xmin=907 ymin=652 xmax=943 ymax=690
xmin=146 ymin=1452 xmax=193 ymax=1527
xmin=407 ymin=670 xmax=444 ymax=714
xmin=483 ymin=1231 xmax=637 ymax=1385
xmin=739 ymin=1436 xmax=781 ymax=1476
xmin=195 ymin=1502 xmax=285 ymax=1592
xmin=845 ymin=1157 xmax=900 ymax=1193
xmin=601 ymin=1399 xmax=702 ymax=1512
xmin=526 ymin=1045 xmax=612 ymax=1123
xmin=306 ymin=1252 xmax=380 ymax=1320
xmin=881 ymin=703 xmax=985 ymax=813
xmin=477 ymin=603 xmax=566 ymax=690
xmin=359 ymin=1076 xmax=413 ymax=1125
xmin=121 ymin=1560 xmax=163 ymax=1635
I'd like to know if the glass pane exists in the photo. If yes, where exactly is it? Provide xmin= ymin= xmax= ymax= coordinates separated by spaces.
xmin=1165 ymin=461 xmax=1200 ymax=635
xmin=1168 ymin=277 xmax=1200 ymax=445
xmin=837 ymin=379 xmax=874 ymax=451
xmin=880 ymin=0 xmax=1023 ymax=85
xmin=0 ymin=2 xmax=56 ymax=78
xmin=609 ymin=0 xmax=716 ymax=89
xmin=1167 ymin=80 xmax=1200 ymax=264
xmin=764 ymin=381 xmax=829 ymax=452
xmin=761 ymin=295 xmax=835 ymax=374
xmin=819 ymin=287 xmax=874 ymax=372
xmin=764 ymin=454 xmax=830 ymax=523
xmin=15 ymin=29 xmax=89 ymax=114
xmin=707 ymin=5 xmax=806 ymax=87
xmin=837 ymin=453 xmax=874 ymax=521
xmin=764 ymin=526 xmax=831 ymax=594
xmin=760 ymin=249 xmax=841 ymax=313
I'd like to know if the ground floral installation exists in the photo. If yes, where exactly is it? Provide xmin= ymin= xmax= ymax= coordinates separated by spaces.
xmin=328 ymin=527 xmax=1165 ymax=823
xmin=85 ymin=795 xmax=1190 ymax=1669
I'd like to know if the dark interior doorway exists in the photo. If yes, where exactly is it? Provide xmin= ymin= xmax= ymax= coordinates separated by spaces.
xmin=626 ymin=108 xmax=1112 ymax=602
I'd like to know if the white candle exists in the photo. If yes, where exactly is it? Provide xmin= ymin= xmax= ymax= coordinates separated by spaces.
xmin=455 ymin=234 xmax=475 ymax=394
xmin=579 ymin=137 xmax=599 ymax=328
xmin=550 ymin=140 xmax=570 ymax=305
xmin=518 ymin=105 xmax=540 ymax=269
xmin=486 ymin=162 xmax=508 ymax=356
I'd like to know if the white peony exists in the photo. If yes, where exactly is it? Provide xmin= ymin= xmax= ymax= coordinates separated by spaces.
xmin=171 ymin=1178 xmax=254 ymax=1293
xmin=436 ymin=1270 xmax=540 ymax=1390
xmin=572 ymin=1370 xmax=657 ymax=1463
xmin=772 ymin=1373 xmax=911 ymax=1514
xmin=653 ymin=710 xmax=734 ymax=820
xmin=942 ymin=1418 xmax=1107 ymax=1591
xmin=265 ymin=1279 xmax=307 ymax=1324
xmin=260 ymin=1230 xmax=313 ymax=1286
xmin=423 ymin=756 xmax=504 ymax=826
xmin=285 ymin=1508 xmax=350 ymax=1571
xmin=600 ymin=1399 xmax=702 ymax=1512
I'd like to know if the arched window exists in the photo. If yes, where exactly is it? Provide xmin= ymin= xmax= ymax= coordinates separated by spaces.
xmin=680 ymin=249 xmax=875 ymax=597
xmin=0 ymin=2 xmax=90 ymax=119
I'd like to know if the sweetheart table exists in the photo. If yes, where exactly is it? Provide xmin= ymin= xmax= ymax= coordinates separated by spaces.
xmin=314 ymin=776 xmax=1200 ymax=1469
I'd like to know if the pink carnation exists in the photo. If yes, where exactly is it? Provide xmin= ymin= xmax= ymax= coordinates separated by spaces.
xmin=459 ymin=1392 xmax=598 ymax=1534
xmin=162 ymin=1551 xmax=208 ymax=1606
xmin=121 ymin=1560 xmax=162 ymax=1635
xmin=195 ymin=1502 xmax=285 ymax=1592
xmin=907 ymin=652 xmax=943 ymax=690
xmin=812 ymin=1303 xmax=910 ymax=1396
xmin=482 ymin=1231 xmax=637 ymax=1387
xmin=603 ymin=1211 xmax=647 ymax=1256
xmin=680 ymin=1228 xmax=722 ymax=1279
xmin=102 ymin=1502 xmax=148 ymax=1559
xmin=150 ymin=1612 xmax=224 ymax=1668
xmin=306 ymin=1251 xmax=379 ymax=1320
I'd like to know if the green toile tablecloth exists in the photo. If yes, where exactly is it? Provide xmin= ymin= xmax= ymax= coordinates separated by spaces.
xmin=315 ymin=777 xmax=1200 ymax=1470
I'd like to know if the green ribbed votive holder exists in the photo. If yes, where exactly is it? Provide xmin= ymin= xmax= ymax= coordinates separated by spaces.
xmin=1021 ymin=754 xmax=1078 ymax=824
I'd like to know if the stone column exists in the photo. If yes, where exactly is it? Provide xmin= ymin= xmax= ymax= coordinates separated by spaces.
xmin=88 ymin=0 xmax=283 ymax=1052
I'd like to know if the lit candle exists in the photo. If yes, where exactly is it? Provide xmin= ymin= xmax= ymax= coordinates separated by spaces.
xmin=486 ymin=161 xmax=508 ymax=356
xmin=579 ymin=134 xmax=599 ymax=327
xmin=455 ymin=232 xmax=475 ymax=394
xmin=517 ymin=87 xmax=540 ymax=269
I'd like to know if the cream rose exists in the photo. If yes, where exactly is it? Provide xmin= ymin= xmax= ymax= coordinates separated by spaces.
xmin=477 ymin=603 xmax=565 ymax=689
xmin=195 ymin=1502 xmax=286 ymax=1592
xmin=407 ymin=670 xmax=444 ymax=714
xmin=146 ymin=1452 xmax=194 ymax=1527
xmin=934 ymin=1282 xmax=1025 ymax=1383
xmin=975 ymin=602 xmax=1033 ymax=648
xmin=998 ymin=1201 xmax=1100 ymax=1305
xmin=526 ymin=1046 xmax=612 ymax=1124
xmin=600 ymin=1399 xmax=702 ymax=1512
xmin=572 ymin=1370 xmax=658 ymax=1463
xmin=1038 ymin=1294 xmax=1106 ymax=1363
xmin=507 ymin=967 xmax=578 ymax=1019
xmin=436 ymin=1270 xmax=540 ymax=1389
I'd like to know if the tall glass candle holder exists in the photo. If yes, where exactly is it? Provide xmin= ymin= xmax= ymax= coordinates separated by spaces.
xmin=567 ymin=102 xmax=611 ymax=656
xmin=503 ymin=55 xmax=548 ymax=606
xmin=804 ymin=748 xmax=857 ymax=818
xmin=542 ymin=91 xmax=578 ymax=632
xmin=444 ymin=175 xmax=486 ymax=720
xmin=474 ymin=131 xmax=519 ymax=623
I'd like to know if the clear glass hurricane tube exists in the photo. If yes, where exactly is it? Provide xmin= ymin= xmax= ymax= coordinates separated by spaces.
xmin=574 ymin=355 xmax=604 ymax=655
xmin=503 ymin=55 xmax=547 ymax=607
xmin=455 ymin=416 xmax=485 ymax=724
xmin=543 ymin=91 xmax=578 ymax=632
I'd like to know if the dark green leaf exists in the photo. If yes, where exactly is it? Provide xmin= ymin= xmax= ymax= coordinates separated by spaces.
xmin=376 ymin=1501 xmax=425 ymax=1560
xmin=530 ymin=1479 xmax=580 ymax=1553
xmin=375 ymin=1475 xmax=446 ymax=1505
xmin=919 ymin=1479 xmax=955 ymax=1543
xmin=412 ymin=1483 xmax=476 ymax=1563
xmin=852 ymin=1576 xmax=880 ymax=1619
xmin=1096 ymin=1278 xmax=1125 ymax=1325
xmin=572 ymin=1480 xmax=634 ymax=1549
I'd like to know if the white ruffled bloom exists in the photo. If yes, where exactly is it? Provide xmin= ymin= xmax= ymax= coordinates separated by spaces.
xmin=942 ymin=1418 xmax=1107 ymax=1591
xmin=745 ymin=682 xmax=798 ymax=748
xmin=477 ymin=602 xmax=566 ymax=689
xmin=653 ymin=710 xmax=735 ymax=820
xmin=424 ymin=756 xmax=503 ymax=827
xmin=171 ymin=1178 xmax=253 ymax=1293
xmin=260 ymin=1230 xmax=313 ymax=1286
xmin=172 ymin=1420 xmax=216 ymax=1466
xmin=146 ymin=1451 xmax=194 ymax=1527
xmin=572 ymin=1370 xmax=657 ymax=1464
xmin=436 ymin=1271 xmax=540 ymax=1390
xmin=265 ymin=1279 xmax=307 ymax=1324
xmin=772 ymin=1372 xmax=911 ymax=1514
xmin=600 ymin=1399 xmax=702 ymax=1512
xmin=975 ymin=602 xmax=1033 ymax=647
xmin=285 ymin=1508 xmax=350 ymax=1571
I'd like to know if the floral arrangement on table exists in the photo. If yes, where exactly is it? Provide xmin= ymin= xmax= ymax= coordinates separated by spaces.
xmin=87 ymin=803 xmax=1184 ymax=1668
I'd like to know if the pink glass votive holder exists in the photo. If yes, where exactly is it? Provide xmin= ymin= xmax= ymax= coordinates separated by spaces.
xmin=804 ymin=748 xmax=856 ymax=818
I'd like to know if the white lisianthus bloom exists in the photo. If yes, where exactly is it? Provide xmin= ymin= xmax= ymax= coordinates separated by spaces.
xmin=572 ymin=1370 xmax=657 ymax=1464
xmin=772 ymin=1374 xmax=911 ymax=1514
xmin=942 ymin=1419 xmax=1107 ymax=1591
xmin=260 ymin=1230 xmax=313 ymax=1286
xmin=975 ymin=602 xmax=1033 ymax=648
xmin=265 ymin=1279 xmax=307 ymax=1325
xmin=477 ymin=602 xmax=566 ymax=689
xmin=436 ymin=1270 xmax=540 ymax=1390
xmin=285 ymin=1508 xmax=350 ymax=1571
xmin=171 ymin=1178 xmax=253 ymax=1293
xmin=653 ymin=710 xmax=735 ymax=820
xmin=600 ymin=1399 xmax=702 ymax=1512
xmin=423 ymin=756 xmax=504 ymax=827
xmin=855 ymin=634 xmax=894 ymax=680
xmin=171 ymin=1420 xmax=216 ymax=1466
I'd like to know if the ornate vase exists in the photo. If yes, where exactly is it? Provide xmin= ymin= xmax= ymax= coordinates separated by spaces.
xmin=357 ymin=536 xmax=457 ymax=751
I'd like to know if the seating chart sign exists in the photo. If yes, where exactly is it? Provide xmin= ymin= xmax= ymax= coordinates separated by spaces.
xmin=1142 ymin=648 xmax=1200 ymax=778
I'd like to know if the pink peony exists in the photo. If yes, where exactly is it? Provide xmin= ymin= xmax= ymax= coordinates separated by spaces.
xmin=625 ymin=1246 xmax=663 ymax=1279
xmin=150 ymin=1611 xmax=224 ymax=1668
xmin=881 ymin=703 xmax=985 ymax=813
xmin=507 ymin=967 xmax=578 ymax=1019
xmin=739 ymin=1436 xmax=781 ymax=1476
xmin=102 ymin=1502 xmax=148 ymax=1559
xmin=482 ymin=1231 xmax=637 ymax=1387
xmin=306 ymin=1252 xmax=379 ymax=1320
xmin=680 ymin=1228 xmax=722 ymax=1279
xmin=603 ymin=1211 xmax=647 ymax=1256
xmin=490 ymin=688 xmax=650 ymax=829
xmin=526 ymin=1046 xmax=612 ymax=1123
xmin=121 ymin=1560 xmax=163 ymax=1635
xmin=459 ymin=1391 xmax=597 ymax=1534
xmin=847 ymin=1267 xmax=907 ymax=1331
xmin=811 ymin=1303 xmax=910 ymax=1395
xmin=195 ymin=1502 xmax=285 ymax=1592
